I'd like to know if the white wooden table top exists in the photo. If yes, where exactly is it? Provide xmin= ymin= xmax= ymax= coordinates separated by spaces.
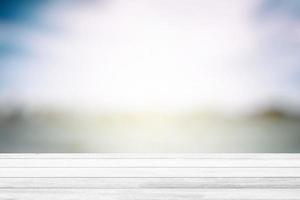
xmin=0 ymin=154 xmax=299 ymax=199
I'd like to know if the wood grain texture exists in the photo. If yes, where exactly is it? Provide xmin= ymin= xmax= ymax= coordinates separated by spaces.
xmin=1 ymin=178 xmax=300 ymax=189
xmin=1 ymin=189 xmax=300 ymax=200
xmin=0 ymin=154 xmax=299 ymax=199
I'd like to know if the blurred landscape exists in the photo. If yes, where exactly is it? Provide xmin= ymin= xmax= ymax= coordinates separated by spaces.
xmin=0 ymin=104 xmax=300 ymax=152
xmin=1 ymin=0 xmax=300 ymax=152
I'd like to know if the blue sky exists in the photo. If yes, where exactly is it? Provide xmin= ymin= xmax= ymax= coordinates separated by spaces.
xmin=0 ymin=0 xmax=46 ymax=23
xmin=0 ymin=0 xmax=300 ymax=113
xmin=0 ymin=0 xmax=49 ymax=50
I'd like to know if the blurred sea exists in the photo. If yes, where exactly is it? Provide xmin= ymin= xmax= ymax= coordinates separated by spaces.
xmin=1 ymin=106 xmax=299 ymax=153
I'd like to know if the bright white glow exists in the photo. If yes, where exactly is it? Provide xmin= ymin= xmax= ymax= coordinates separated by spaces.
xmin=4 ymin=0 xmax=296 ymax=113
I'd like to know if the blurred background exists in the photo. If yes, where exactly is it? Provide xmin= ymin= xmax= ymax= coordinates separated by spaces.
xmin=0 ymin=0 xmax=300 ymax=152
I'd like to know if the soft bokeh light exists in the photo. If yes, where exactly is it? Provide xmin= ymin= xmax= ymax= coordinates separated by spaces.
xmin=0 ymin=0 xmax=300 ymax=152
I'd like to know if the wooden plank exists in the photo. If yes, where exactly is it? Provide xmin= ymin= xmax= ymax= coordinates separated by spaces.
xmin=0 ymin=178 xmax=300 ymax=189
xmin=1 ymin=158 xmax=300 ymax=167
xmin=0 ymin=189 xmax=299 ymax=200
xmin=0 ymin=154 xmax=299 ymax=199
xmin=0 ymin=167 xmax=300 ymax=177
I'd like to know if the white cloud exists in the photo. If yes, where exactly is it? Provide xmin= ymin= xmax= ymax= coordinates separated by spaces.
xmin=3 ymin=0 xmax=299 ymax=113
